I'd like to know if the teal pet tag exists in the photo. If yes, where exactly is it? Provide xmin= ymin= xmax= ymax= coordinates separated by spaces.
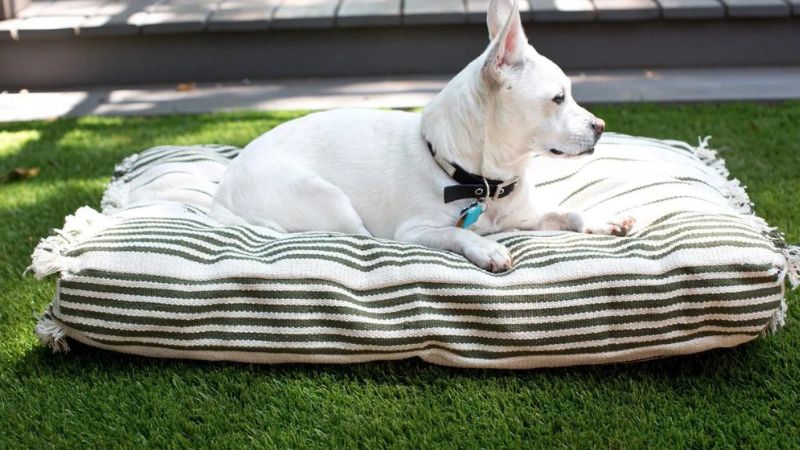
xmin=457 ymin=202 xmax=484 ymax=229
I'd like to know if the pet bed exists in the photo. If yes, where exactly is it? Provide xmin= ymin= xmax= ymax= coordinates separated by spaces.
xmin=29 ymin=133 xmax=798 ymax=369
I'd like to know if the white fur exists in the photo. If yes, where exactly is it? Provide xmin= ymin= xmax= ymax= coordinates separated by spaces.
xmin=210 ymin=0 xmax=633 ymax=272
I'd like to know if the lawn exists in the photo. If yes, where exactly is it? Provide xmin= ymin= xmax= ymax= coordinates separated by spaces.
xmin=1 ymin=103 xmax=798 ymax=448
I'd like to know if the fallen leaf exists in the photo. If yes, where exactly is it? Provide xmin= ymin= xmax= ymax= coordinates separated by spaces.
xmin=176 ymin=82 xmax=196 ymax=92
xmin=1 ymin=166 xmax=40 ymax=183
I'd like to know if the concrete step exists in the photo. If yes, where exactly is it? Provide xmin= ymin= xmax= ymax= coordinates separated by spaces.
xmin=3 ymin=0 xmax=799 ymax=38
xmin=0 ymin=0 xmax=799 ymax=89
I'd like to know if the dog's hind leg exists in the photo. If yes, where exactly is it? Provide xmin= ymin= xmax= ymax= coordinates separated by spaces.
xmin=212 ymin=162 xmax=372 ymax=236
xmin=284 ymin=174 xmax=373 ymax=236
xmin=529 ymin=210 xmax=635 ymax=237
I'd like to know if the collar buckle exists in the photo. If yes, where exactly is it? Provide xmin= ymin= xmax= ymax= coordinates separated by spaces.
xmin=427 ymin=140 xmax=519 ymax=204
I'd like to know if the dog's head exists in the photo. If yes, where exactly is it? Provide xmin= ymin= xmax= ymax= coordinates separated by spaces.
xmin=421 ymin=0 xmax=605 ymax=177
xmin=482 ymin=0 xmax=604 ymax=157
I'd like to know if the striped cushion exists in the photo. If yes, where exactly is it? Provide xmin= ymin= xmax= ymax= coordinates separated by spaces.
xmin=30 ymin=133 xmax=798 ymax=369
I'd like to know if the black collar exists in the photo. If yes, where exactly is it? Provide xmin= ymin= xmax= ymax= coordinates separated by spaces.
xmin=426 ymin=141 xmax=518 ymax=204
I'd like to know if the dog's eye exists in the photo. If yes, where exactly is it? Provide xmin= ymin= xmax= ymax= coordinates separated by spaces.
xmin=552 ymin=92 xmax=566 ymax=105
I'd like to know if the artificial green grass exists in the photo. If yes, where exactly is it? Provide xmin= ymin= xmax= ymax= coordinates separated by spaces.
xmin=1 ymin=103 xmax=798 ymax=449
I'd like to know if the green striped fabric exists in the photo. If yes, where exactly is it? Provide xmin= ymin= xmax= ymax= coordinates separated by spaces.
xmin=30 ymin=133 xmax=798 ymax=368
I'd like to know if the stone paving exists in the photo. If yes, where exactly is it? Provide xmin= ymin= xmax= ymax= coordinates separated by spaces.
xmin=3 ymin=66 xmax=800 ymax=122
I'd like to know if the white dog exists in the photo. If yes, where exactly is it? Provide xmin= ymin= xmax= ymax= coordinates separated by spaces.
xmin=210 ymin=0 xmax=634 ymax=272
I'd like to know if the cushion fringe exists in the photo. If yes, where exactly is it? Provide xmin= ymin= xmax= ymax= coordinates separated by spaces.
xmin=35 ymin=311 xmax=69 ymax=353
xmin=679 ymin=136 xmax=797 ymax=334
xmin=690 ymin=136 xmax=754 ymax=214
xmin=26 ymin=207 xmax=114 ymax=279
xmin=100 ymin=152 xmax=139 ymax=213
xmin=100 ymin=179 xmax=129 ymax=213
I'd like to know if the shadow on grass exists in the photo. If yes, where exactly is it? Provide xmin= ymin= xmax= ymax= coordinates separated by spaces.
xmin=0 ymin=115 xmax=242 ymax=183
xmin=12 ymin=326 xmax=782 ymax=389
xmin=0 ymin=112 xmax=294 ymax=263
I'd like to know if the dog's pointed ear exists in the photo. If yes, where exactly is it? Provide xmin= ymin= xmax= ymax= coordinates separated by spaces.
xmin=483 ymin=0 xmax=528 ymax=85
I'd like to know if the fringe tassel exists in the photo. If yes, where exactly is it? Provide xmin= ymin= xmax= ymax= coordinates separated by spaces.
xmin=781 ymin=245 xmax=800 ymax=290
xmin=26 ymin=231 xmax=74 ymax=279
xmin=686 ymin=137 xmax=798 ymax=334
xmin=101 ymin=152 xmax=138 ymax=213
xmin=691 ymin=136 xmax=754 ymax=214
xmin=720 ymin=178 xmax=754 ymax=215
xmin=25 ymin=207 xmax=114 ymax=279
xmin=765 ymin=300 xmax=788 ymax=335
xmin=35 ymin=313 xmax=70 ymax=353
xmin=693 ymin=136 xmax=724 ymax=170
xmin=113 ymin=152 xmax=139 ymax=178
xmin=761 ymin=239 xmax=799 ymax=335
xmin=100 ymin=179 xmax=129 ymax=213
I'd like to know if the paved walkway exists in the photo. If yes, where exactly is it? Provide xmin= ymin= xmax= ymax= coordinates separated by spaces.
xmin=2 ymin=66 xmax=800 ymax=122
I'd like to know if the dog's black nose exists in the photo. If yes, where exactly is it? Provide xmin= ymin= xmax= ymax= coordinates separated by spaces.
xmin=591 ymin=118 xmax=606 ymax=137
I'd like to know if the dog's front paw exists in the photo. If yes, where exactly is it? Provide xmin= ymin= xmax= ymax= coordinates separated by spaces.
xmin=583 ymin=216 xmax=636 ymax=237
xmin=463 ymin=240 xmax=513 ymax=273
